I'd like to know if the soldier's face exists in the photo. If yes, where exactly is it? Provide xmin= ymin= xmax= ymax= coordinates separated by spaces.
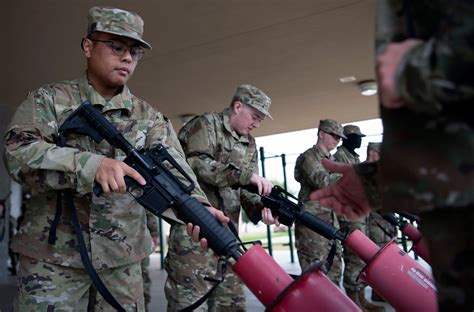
xmin=83 ymin=33 xmax=139 ymax=90
xmin=367 ymin=149 xmax=380 ymax=162
xmin=320 ymin=131 xmax=341 ymax=151
xmin=230 ymin=102 xmax=265 ymax=135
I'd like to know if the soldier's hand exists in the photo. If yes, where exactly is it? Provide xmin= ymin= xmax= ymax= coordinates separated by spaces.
xmin=95 ymin=158 xmax=146 ymax=193
xmin=309 ymin=159 xmax=371 ymax=220
xmin=377 ymin=39 xmax=423 ymax=108
xmin=250 ymin=173 xmax=273 ymax=196
xmin=262 ymin=207 xmax=279 ymax=226
xmin=187 ymin=206 xmax=230 ymax=250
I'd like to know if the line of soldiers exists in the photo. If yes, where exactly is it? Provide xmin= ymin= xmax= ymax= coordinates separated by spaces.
xmin=294 ymin=119 xmax=395 ymax=311
xmin=4 ymin=2 xmax=473 ymax=311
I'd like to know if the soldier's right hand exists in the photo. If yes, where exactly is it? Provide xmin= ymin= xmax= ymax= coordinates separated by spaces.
xmin=250 ymin=173 xmax=273 ymax=196
xmin=95 ymin=158 xmax=146 ymax=193
xmin=310 ymin=158 xmax=371 ymax=220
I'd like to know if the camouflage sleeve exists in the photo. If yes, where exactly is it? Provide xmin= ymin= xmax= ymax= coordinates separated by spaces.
xmin=333 ymin=149 xmax=349 ymax=164
xmin=145 ymin=210 xmax=159 ymax=238
xmin=295 ymin=152 xmax=340 ymax=189
xmin=354 ymin=162 xmax=382 ymax=210
xmin=239 ymin=189 xmax=264 ymax=224
xmin=3 ymin=87 xmax=105 ymax=195
xmin=184 ymin=116 xmax=254 ymax=187
xmin=147 ymin=115 xmax=210 ymax=206
xmin=379 ymin=0 xmax=474 ymax=114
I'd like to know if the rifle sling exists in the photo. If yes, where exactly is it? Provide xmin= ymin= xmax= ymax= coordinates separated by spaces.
xmin=48 ymin=132 xmax=125 ymax=311
xmin=179 ymin=259 xmax=227 ymax=312
xmin=65 ymin=189 xmax=125 ymax=312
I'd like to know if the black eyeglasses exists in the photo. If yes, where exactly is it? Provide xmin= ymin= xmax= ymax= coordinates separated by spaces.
xmin=324 ymin=131 xmax=342 ymax=141
xmin=89 ymin=39 xmax=145 ymax=61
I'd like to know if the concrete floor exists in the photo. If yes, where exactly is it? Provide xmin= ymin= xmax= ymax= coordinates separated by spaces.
xmin=1 ymin=249 xmax=394 ymax=311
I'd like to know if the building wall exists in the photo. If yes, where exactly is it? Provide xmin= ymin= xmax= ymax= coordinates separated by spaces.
xmin=0 ymin=104 xmax=12 ymax=281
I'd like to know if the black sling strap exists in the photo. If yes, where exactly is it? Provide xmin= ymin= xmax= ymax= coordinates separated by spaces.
xmin=179 ymin=258 xmax=228 ymax=312
xmin=49 ymin=133 xmax=125 ymax=311
xmin=65 ymin=189 xmax=125 ymax=312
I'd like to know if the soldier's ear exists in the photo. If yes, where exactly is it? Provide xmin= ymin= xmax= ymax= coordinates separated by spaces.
xmin=231 ymin=101 xmax=243 ymax=115
xmin=82 ymin=38 xmax=93 ymax=58
xmin=317 ymin=130 xmax=324 ymax=140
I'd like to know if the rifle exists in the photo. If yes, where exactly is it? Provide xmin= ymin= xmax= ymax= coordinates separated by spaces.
xmin=245 ymin=185 xmax=347 ymax=241
xmin=59 ymin=101 xmax=243 ymax=260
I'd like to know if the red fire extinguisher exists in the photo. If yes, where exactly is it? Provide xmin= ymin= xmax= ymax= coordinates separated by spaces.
xmin=245 ymin=185 xmax=438 ymax=312
xmin=233 ymin=243 xmax=361 ymax=311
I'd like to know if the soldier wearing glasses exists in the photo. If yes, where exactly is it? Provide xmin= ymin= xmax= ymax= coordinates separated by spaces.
xmin=293 ymin=119 xmax=345 ymax=285
xmin=3 ymin=6 xmax=225 ymax=311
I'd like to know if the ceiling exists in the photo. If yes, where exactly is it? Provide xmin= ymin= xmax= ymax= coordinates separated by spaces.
xmin=2 ymin=0 xmax=377 ymax=137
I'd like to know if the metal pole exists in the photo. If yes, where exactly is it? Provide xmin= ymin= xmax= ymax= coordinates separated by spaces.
xmin=400 ymin=216 xmax=408 ymax=253
xmin=260 ymin=147 xmax=273 ymax=257
xmin=158 ymin=217 xmax=164 ymax=269
xmin=281 ymin=154 xmax=295 ymax=263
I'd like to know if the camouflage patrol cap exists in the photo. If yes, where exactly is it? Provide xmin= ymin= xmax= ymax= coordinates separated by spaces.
xmin=87 ymin=6 xmax=152 ymax=49
xmin=233 ymin=84 xmax=273 ymax=119
xmin=318 ymin=119 xmax=346 ymax=139
xmin=367 ymin=142 xmax=382 ymax=152
xmin=343 ymin=125 xmax=366 ymax=137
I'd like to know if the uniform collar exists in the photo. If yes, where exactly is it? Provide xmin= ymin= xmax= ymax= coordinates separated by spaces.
xmin=222 ymin=107 xmax=251 ymax=143
xmin=313 ymin=144 xmax=330 ymax=158
xmin=339 ymin=145 xmax=359 ymax=157
xmin=78 ymin=75 xmax=133 ymax=116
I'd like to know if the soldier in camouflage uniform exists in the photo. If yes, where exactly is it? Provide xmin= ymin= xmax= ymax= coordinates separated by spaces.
xmin=164 ymin=84 xmax=274 ymax=311
xmin=293 ymin=119 xmax=345 ymax=285
xmin=365 ymin=143 xmax=396 ymax=250
xmin=365 ymin=143 xmax=396 ymax=304
xmin=365 ymin=143 xmax=396 ymax=248
xmin=310 ymin=1 xmax=474 ymax=310
xmin=334 ymin=126 xmax=383 ymax=312
xmin=3 ymin=6 xmax=226 ymax=311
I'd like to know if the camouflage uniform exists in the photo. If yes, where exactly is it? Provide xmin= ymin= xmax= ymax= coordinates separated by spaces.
xmin=355 ymin=1 xmax=474 ymax=309
xmin=334 ymin=126 xmax=384 ymax=311
xmin=3 ymin=8 xmax=209 ymax=311
xmin=333 ymin=126 xmax=367 ymax=293
xmin=365 ymin=143 xmax=396 ymax=249
xmin=294 ymin=119 xmax=344 ymax=285
xmin=165 ymin=85 xmax=270 ymax=311
xmin=142 ymin=211 xmax=160 ymax=311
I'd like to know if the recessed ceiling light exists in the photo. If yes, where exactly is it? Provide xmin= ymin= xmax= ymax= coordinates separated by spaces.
xmin=358 ymin=80 xmax=378 ymax=96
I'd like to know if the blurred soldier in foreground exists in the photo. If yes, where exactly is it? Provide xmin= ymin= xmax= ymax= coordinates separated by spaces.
xmin=310 ymin=1 xmax=474 ymax=310
xmin=293 ymin=119 xmax=344 ymax=285
xmin=164 ymin=84 xmax=276 ymax=311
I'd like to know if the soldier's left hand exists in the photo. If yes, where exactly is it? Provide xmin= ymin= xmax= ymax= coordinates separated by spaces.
xmin=262 ymin=207 xmax=279 ymax=226
xmin=250 ymin=173 xmax=273 ymax=196
xmin=187 ymin=206 xmax=229 ymax=250
xmin=377 ymin=39 xmax=423 ymax=108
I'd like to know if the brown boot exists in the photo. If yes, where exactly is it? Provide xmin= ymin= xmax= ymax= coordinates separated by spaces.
xmin=371 ymin=290 xmax=386 ymax=302
xmin=358 ymin=289 xmax=385 ymax=312
xmin=347 ymin=290 xmax=385 ymax=312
